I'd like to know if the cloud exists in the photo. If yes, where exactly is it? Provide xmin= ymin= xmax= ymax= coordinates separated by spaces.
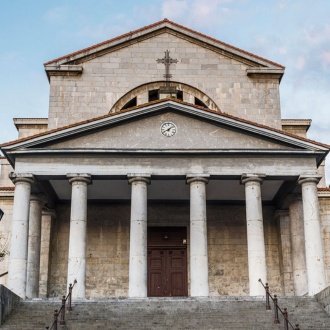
xmin=161 ymin=0 xmax=232 ymax=29
xmin=43 ymin=6 xmax=69 ymax=24
xmin=162 ymin=0 xmax=188 ymax=21
xmin=320 ymin=51 xmax=330 ymax=69
xmin=295 ymin=56 xmax=306 ymax=70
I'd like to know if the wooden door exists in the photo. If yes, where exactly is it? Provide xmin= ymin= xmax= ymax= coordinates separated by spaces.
xmin=147 ymin=227 xmax=187 ymax=297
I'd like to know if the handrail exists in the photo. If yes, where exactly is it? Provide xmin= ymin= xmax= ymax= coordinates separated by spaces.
xmin=259 ymin=279 xmax=300 ymax=330
xmin=45 ymin=279 xmax=77 ymax=330
xmin=0 ymin=271 xmax=8 ymax=277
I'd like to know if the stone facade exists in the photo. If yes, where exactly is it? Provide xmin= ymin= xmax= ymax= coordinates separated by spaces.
xmin=47 ymin=32 xmax=282 ymax=130
xmin=0 ymin=19 xmax=329 ymax=300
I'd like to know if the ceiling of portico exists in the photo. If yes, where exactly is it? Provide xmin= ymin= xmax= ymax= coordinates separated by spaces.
xmin=49 ymin=179 xmax=284 ymax=203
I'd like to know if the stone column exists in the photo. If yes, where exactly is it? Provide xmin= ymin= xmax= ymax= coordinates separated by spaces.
xmin=187 ymin=174 xmax=209 ymax=297
xmin=26 ymin=194 xmax=45 ymax=298
xmin=288 ymin=195 xmax=308 ymax=296
xmin=127 ymin=174 xmax=150 ymax=298
xmin=274 ymin=210 xmax=294 ymax=296
xmin=39 ymin=209 xmax=56 ymax=298
xmin=67 ymin=174 xmax=92 ymax=299
xmin=298 ymin=175 xmax=326 ymax=295
xmin=7 ymin=173 xmax=34 ymax=298
xmin=241 ymin=174 xmax=267 ymax=296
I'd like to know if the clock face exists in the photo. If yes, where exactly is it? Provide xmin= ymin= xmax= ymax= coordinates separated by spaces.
xmin=160 ymin=122 xmax=177 ymax=137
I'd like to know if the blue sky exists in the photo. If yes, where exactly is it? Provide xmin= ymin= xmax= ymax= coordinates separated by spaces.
xmin=0 ymin=0 xmax=329 ymax=183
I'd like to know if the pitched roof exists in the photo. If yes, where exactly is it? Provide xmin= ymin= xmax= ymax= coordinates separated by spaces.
xmin=0 ymin=98 xmax=328 ymax=150
xmin=44 ymin=18 xmax=285 ymax=69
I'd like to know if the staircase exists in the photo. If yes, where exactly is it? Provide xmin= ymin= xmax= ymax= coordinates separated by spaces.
xmin=2 ymin=296 xmax=330 ymax=330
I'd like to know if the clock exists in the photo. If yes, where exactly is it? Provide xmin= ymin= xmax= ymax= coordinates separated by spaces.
xmin=160 ymin=122 xmax=177 ymax=137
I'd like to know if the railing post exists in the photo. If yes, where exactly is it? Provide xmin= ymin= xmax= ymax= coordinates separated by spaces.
xmin=67 ymin=283 xmax=73 ymax=311
xmin=283 ymin=308 xmax=289 ymax=330
xmin=53 ymin=309 xmax=58 ymax=330
xmin=265 ymin=282 xmax=271 ymax=310
xmin=273 ymin=295 xmax=280 ymax=324
xmin=60 ymin=295 xmax=66 ymax=325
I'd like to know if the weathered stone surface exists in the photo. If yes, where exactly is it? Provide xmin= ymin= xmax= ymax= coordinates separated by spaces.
xmin=0 ymin=285 xmax=20 ymax=326
xmin=47 ymin=32 xmax=282 ymax=130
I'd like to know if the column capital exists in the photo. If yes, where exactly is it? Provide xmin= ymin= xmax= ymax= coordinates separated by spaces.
xmin=9 ymin=172 xmax=35 ymax=185
xmin=286 ymin=193 xmax=302 ymax=205
xmin=42 ymin=208 xmax=57 ymax=218
xmin=186 ymin=174 xmax=210 ymax=185
xmin=127 ymin=174 xmax=151 ymax=185
xmin=30 ymin=193 xmax=47 ymax=205
xmin=241 ymin=173 xmax=266 ymax=185
xmin=298 ymin=174 xmax=322 ymax=185
xmin=273 ymin=209 xmax=289 ymax=219
xmin=67 ymin=173 xmax=92 ymax=185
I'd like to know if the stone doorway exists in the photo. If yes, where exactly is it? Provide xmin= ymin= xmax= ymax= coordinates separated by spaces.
xmin=147 ymin=227 xmax=187 ymax=297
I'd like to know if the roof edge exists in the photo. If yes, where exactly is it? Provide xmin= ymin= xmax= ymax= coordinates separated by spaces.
xmin=43 ymin=18 xmax=285 ymax=69
xmin=0 ymin=98 xmax=328 ymax=151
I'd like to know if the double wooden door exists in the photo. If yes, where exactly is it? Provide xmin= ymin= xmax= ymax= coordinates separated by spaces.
xmin=147 ymin=227 xmax=187 ymax=297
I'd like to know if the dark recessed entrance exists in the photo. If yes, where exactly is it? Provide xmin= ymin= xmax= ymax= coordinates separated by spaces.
xmin=147 ymin=227 xmax=188 ymax=297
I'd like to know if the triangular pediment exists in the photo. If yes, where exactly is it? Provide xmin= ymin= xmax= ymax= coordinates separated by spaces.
xmin=1 ymin=100 xmax=328 ymax=166
xmin=44 ymin=19 xmax=284 ymax=72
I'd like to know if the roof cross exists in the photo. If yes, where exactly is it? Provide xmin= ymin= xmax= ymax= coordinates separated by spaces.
xmin=157 ymin=50 xmax=178 ymax=83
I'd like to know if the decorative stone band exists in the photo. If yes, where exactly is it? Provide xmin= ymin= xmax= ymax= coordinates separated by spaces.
xmin=67 ymin=173 xmax=92 ymax=185
xmin=127 ymin=174 xmax=151 ymax=185
xmin=9 ymin=173 xmax=35 ymax=185
xmin=241 ymin=173 xmax=266 ymax=185
xmin=186 ymin=174 xmax=210 ymax=185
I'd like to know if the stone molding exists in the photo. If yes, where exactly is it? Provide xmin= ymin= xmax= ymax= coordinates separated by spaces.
xmin=273 ymin=209 xmax=289 ymax=219
xmin=241 ymin=173 xmax=266 ymax=185
xmin=298 ymin=175 xmax=322 ymax=185
xmin=127 ymin=174 xmax=151 ymax=185
xmin=67 ymin=173 xmax=92 ymax=185
xmin=186 ymin=174 xmax=210 ymax=185
xmin=9 ymin=173 xmax=34 ymax=185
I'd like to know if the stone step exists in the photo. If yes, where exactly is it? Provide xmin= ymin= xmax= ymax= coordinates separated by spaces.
xmin=2 ymin=297 xmax=330 ymax=330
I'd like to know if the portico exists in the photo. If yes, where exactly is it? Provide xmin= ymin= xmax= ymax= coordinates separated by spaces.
xmin=3 ymin=100 xmax=327 ymax=298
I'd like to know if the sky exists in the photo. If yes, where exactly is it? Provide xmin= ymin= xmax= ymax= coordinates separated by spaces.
xmin=0 ymin=0 xmax=329 ymax=184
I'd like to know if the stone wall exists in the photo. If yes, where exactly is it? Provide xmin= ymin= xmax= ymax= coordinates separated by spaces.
xmin=0 ymin=284 xmax=20 ymax=325
xmin=49 ymin=203 xmax=281 ymax=298
xmin=320 ymin=194 xmax=330 ymax=284
xmin=48 ymin=32 xmax=282 ymax=130
xmin=0 ymin=195 xmax=13 ymax=282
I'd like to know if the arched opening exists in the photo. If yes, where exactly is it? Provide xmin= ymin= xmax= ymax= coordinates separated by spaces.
xmin=110 ymin=81 xmax=220 ymax=113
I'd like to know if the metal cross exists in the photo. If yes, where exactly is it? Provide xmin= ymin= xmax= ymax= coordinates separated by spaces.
xmin=157 ymin=50 xmax=178 ymax=83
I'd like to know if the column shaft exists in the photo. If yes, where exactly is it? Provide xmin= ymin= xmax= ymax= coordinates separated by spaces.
xmin=39 ymin=209 xmax=55 ymax=298
xmin=275 ymin=210 xmax=294 ymax=296
xmin=242 ymin=175 xmax=267 ymax=296
xmin=187 ymin=175 xmax=209 ymax=297
xmin=26 ymin=194 xmax=45 ymax=298
xmin=128 ymin=175 xmax=150 ymax=298
xmin=299 ymin=176 xmax=326 ymax=295
xmin=7 ymin=174 xmax=34 ymax=298
xmin=67 ymin=174 xmax=91 ymax=299
xmin=288 ymin=196 xmax=308 ymax=295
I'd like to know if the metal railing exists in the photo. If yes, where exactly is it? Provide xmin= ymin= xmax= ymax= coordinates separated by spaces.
xmin=45 ymin=280 xmax=77 ymax=330
xmin=259 ymin=279 xmax=300 ymax=330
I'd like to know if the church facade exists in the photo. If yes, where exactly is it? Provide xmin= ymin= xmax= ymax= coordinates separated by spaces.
xmin=0 ymin=19 xmax=329 ymax=300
